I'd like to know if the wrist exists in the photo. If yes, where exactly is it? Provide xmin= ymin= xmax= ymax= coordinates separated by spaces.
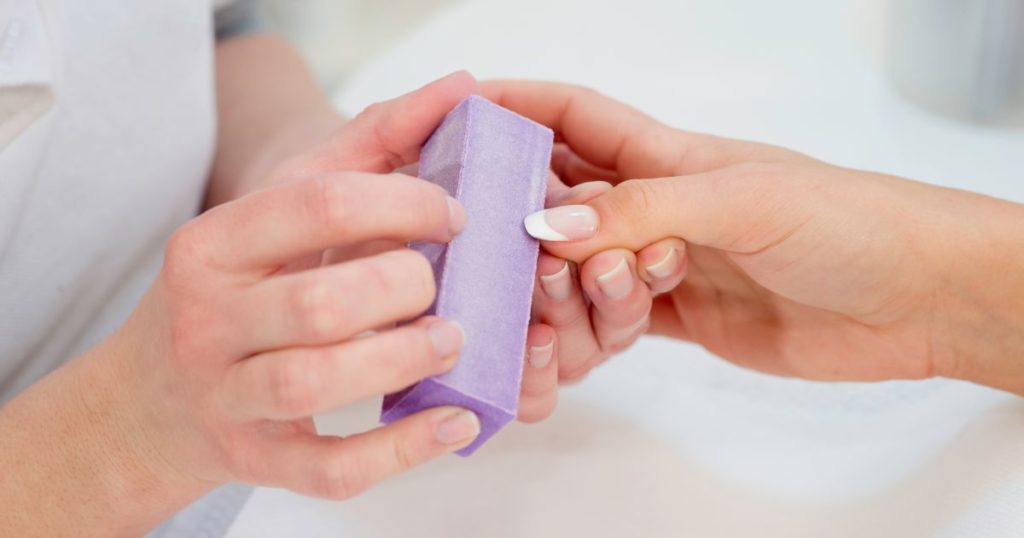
xmin=0 ymin=329 xmax=216 ymax=536
xmin=939 ymin=197 xmax=1024 ymax=394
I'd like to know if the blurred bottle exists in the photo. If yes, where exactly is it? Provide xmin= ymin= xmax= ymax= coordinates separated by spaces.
xmin=888 ymin=0 xmax=1024 ymax=126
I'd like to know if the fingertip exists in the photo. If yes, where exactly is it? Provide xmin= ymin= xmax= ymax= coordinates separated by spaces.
xmin=637 ymin=238 xmax=688 ymax=293
xmin=580 ymin=248 xmax=640 ymax=304
xmin=434 ymin=407 xmax=481 ymax=447
xmin=526 ymin=324 xmax=556 ymax=370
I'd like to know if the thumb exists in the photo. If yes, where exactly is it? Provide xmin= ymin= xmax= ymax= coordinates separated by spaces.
xmin=525 ymin=164 xmax=810 ymax=263
xmin=288 ymin=71 xmax=479 ymax=176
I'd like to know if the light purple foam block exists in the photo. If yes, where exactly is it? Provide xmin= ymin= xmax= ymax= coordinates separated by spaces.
xmin=380 ymin=95 xmax=552 ymax=456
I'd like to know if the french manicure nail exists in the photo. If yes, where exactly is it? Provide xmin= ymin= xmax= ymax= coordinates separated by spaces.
xmin=446 ymin=196 xmax=466 ymax=235
xmin=596 ymin=258 xmax=633 ymax=300
xmin=539 ymin=262 xmax=572 ymax=301
xmin=523 ymin=205 xmax=599 ymax=241
xmin=528 ymin=340 xmax=554 ymax=369
xmin=645 ymin=248 xmax=679 ymax=280
xmin=436 ymin=410 xmax=481 ymax=445
xmin=427 ymin=320 xmax=465 ymax=358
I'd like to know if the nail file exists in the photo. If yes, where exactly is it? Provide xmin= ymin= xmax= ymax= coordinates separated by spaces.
xmin=380 ymin=95 xmax=552 ymax=456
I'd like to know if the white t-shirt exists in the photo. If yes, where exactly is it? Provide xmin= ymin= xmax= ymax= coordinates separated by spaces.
xmin=0 ymin=0 xmax=213 ymax=400
xmin=0 ymin=1 xmax=247 ymax=535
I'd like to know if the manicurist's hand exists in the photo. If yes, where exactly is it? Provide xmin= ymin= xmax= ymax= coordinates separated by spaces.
xmin=0 ymin=73 xmax=483 ymax=537
xmin=487 ymin=80 xmax=1024 ymax=398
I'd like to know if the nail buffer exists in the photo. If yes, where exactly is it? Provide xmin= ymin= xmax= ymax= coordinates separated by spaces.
xmin=380 ymin=95 xmax=552 ymax=456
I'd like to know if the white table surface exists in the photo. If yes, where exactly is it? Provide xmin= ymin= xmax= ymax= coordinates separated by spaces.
xmin=227 ymin=0 xmax=1024 ymax=536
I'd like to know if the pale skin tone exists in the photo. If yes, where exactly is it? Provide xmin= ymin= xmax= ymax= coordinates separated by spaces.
xmin=3 ymin=36 xmax=1021 ymax=538
xmin=0 ymin=35 xmax=647 ymax=536
xmin=491 ymin=81 xmax=1024 ymax=413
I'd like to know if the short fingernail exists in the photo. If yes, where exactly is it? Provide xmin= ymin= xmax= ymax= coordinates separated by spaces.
xmin=528 ymin=340 xmax=554 ymax=369
xmin=427 ymin=320 xmax=465 ymax=358
xmin=446 ymin=196 xmax=466 ymax=235
xmin=539 ymin=261 xmax=572 ymax=301
xmin=645 ymin=248 xmax=680 ymax=280
xmin=523 ymin=205 xmax=599 ymax=241
xmin=596 ymin=258 xmax=633 ymax=300
xmin=436 ymin=409 xmax=481 ymax=445
xmin=551 ymin=181 xmax=613 ymax=205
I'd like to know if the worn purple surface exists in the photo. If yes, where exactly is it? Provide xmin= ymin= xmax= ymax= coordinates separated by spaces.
xmin=380 ymin=95 xmax=552 ymax=456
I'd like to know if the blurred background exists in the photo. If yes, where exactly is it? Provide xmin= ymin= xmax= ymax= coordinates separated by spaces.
xmin=259 ymin=0 xmax=1024 ymax=126
xmin=226 ymin=1 xmax=1024 ymax=536
xmin=256 ymin=0 xmax=454 ymax=91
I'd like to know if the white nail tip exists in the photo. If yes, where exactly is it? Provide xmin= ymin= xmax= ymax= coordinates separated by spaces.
xmin=645 ymin=248 xmax=678 ymax=279
xmin=597 ymin=258 xmax=630 ymax=283
xmin=524 ymin=210 xmax=570 ymax=241
xmin=539 ymin=261 xmax=570 ymax=283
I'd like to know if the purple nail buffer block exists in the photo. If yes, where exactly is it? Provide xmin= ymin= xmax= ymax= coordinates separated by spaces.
xmin=380 ymin=95 xmax=552 ymax=456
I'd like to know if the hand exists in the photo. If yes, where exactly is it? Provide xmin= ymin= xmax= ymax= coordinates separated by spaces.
xmin=516 ymin=172 xmax=687 ymax=422
xmin=486 ymin=81 xmax=1024 ymax=395
xmin=0 ymin=72 xmax=484 ymax=537
xmin=123 ymin=75 xmax=489 ymax=495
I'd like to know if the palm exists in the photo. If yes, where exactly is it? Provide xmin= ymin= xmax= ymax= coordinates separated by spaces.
xmin=653 ymin=244 xmax=935 ymax=381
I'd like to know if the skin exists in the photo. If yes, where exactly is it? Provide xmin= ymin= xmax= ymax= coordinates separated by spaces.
xmin=0 ymin=32 xmax=657 ymax=535
xmin=0 ymin=39 xmax=494 ymax=536
xmin=487 ymin=81 xmax=1024 ymax=405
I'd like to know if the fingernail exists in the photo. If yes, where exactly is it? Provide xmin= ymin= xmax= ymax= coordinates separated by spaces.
xmin=528 ymin=340 xmax=554 ymax=369
xmin=523 ymin=205 xmax=598 ymax=242
xmin=446 ymin=196 xmax=466 ymax=235
xmin=596 ymin=258 xmax=633 ymax=300
xmin=427 ymin=320 xmax=465 ymax=358
xmin=436 ymin=410 xmax=481 ymax=445
xmin=551 ymin=181 xmax=613 ymax=205
xmin=539 ymin=262 xmax=572 ymax=301
xmin=645 ymin=248 xmax=680 ymax=280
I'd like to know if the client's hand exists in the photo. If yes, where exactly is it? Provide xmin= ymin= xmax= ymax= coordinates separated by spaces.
xmin=490 ymin=81 xmax=1024 ymax=398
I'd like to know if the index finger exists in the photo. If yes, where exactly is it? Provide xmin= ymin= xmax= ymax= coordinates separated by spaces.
xmin=480 ymin=80 xmax=802 ymax=178
xmin=179 ymin=172 xmax=463 ymax=272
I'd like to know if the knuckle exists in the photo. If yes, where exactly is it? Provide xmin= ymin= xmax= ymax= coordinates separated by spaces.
xmin=293 ymin=277 xmax=347 ymax=340
xmin=316 ymin=457 xmax=365 ymax=500
xmin=267 ymin=357 xmax=318 ymax=416
xmin=162 ymin=222 xmax=205 ymax=285
xmin=391 ymin=438 xmax=415 ymax=473
xmin=611 ymin=179 xmax=657 ymax=217
xmin=308 ymin=176 xmax=360 ymax=235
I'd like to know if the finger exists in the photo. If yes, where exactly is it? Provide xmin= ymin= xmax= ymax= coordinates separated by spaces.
xmin=547 ymin=180 xmax=613 ymax=208
xmin=527 ymin=164 xmax=815 ymax=263
xmin=238 ymin=249 xmax=436 ymax=351
xmin=320 ymin=239 xmax=404 ymax=266
xmin=518 ymin=324 xmax=558 ymax=423
xmin=224 ymin=316 xmax=463 ymax=420
xmin=287 ymin=71 xmax=479 ymax=176
xmin=546 ymin=169 xmax=571 ymax=206
xmin=185 ymin=171 xmax=464 ymax=272
xmin=531 ymin=253 xmax=602 ymax=379
xmin=551 ymin=144 xmax=620 ymax=186
xmin=481 ymin=80 xmax=802 ymax=178
xmin=578 ymin=249 xmax=652 ymax=353
xmin=636 ymin=238 xmax=688 ymax=294
xmin=253 ymin=407 xmax=480 ymax=500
